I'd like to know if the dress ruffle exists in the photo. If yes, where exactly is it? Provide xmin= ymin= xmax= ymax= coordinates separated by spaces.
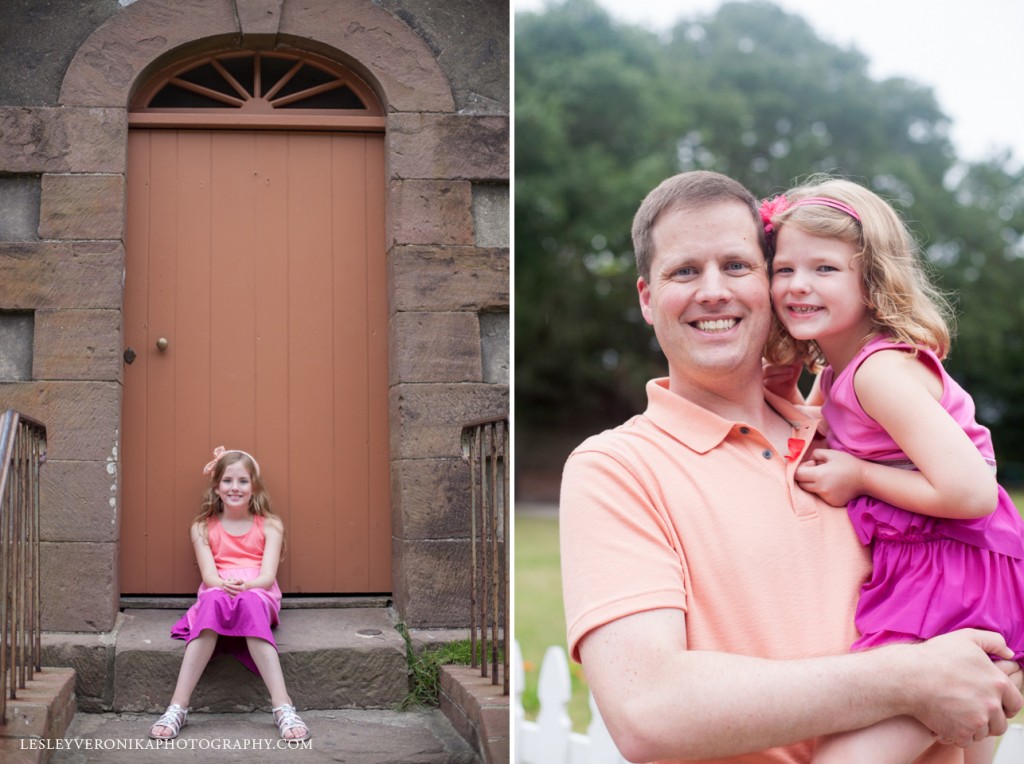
xmin=848 ymin=484 xmax=1024 ymax=560
xmin=852 ymin=535 xmax=1024 ymax=665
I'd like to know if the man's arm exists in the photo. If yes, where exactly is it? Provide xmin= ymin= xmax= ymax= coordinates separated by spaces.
xmin=580 ymin=608 xmax=1021 ymax=762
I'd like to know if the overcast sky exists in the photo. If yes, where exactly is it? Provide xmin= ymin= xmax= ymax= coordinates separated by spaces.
xmin=514 ymin=0 xmax=1024 ymax=168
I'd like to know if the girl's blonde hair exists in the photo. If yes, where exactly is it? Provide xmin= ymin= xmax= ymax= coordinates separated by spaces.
xmin=193 ymin=450 xmax=281 ymax=541
xmin=764 ymin=176 xmax=953 ymax=371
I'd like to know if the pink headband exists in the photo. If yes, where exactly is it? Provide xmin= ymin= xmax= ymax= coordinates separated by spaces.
xmin=759 ymin=194 xmax=860 ymax=234
xmin=203 ymin=446 xmax=260 ymax=476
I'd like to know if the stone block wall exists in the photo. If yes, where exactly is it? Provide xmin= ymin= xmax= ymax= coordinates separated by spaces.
xmin=0 ymin=0 xmax=508 ymax=632
xmin=0 ymin=104 xmax=126 ymax=631
xmin=386 ymin=112 xmax=509 ymax=625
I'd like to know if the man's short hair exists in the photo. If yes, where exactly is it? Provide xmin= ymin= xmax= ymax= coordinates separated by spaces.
xmin=631 ymin=171 xmax=767 ymax=280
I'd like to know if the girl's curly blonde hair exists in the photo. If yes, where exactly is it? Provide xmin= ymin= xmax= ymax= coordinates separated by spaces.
xmin=763 ymin=176 xmax=953 ymax=372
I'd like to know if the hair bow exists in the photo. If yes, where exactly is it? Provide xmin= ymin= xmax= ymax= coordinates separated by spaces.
xmin=202 ymin=446 xmax=260 ymax=476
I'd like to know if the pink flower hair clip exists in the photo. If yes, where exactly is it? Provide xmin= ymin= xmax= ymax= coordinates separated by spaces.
xmin=759 ymin=195 xmax=790 ymax=234
xmin=759 ymin=194 xmax=861 ymax=236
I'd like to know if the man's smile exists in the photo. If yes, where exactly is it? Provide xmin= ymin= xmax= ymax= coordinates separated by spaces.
xmin=692 ymin=318 xmax=739 ymax=333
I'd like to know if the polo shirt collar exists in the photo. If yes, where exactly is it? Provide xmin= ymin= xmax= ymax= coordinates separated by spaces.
xmin=643 ymin=377 xmax=819 ymax=454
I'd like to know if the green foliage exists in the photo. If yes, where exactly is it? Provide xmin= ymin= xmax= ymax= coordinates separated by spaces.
xmin=395 ymin=623 xmax=502 ymax=710
xmin=515 ymin=0 xmax=1024 ymax=472
xmin=397 ymin=623 xmax=465 ymax=709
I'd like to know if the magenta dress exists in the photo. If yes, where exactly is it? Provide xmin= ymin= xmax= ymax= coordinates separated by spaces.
xmin=170 ymin=514 xmax=283 ymax=674
xmin=821 ymin=336 xmax=1024 ymax=663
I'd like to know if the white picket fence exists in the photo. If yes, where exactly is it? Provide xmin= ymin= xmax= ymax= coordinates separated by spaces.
xmin=513 ymin=641 xmax=627 ymax=764
xmin=513 ymin=640 xmax=1024 ymax=764
xmin=997 ymin=725 xmax=1024 ymax=763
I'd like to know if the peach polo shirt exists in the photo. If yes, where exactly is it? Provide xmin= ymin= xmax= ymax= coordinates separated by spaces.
xmin=560 ymin=378 xmax=960 ymax=764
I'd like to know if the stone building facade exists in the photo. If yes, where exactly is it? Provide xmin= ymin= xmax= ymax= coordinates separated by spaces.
xmin=0 ymin=0 xmax=509 ymax=633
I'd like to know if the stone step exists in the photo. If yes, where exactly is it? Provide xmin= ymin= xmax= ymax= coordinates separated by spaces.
xmin=0 ymin=666 xmax=77 ymax=764
xmin=50 ymin=708 xmax=481 ymax=763
xmin=440 ymin=665 xmax=510 ymax=764
xmin=43 ymin=608 xmax=411 ymax=714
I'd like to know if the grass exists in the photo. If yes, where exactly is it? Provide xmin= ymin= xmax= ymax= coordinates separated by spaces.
xmin=396 ymin=624 xmax=500 ymax=710
xmin=514 ymin=509 xmax=592 ymax=732
xmin=514 ymin=492 xmax=1024 ymax=735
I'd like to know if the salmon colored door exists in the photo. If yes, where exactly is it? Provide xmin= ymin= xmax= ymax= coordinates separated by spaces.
xmin=121 ymin=129 xmax=390 ymax=595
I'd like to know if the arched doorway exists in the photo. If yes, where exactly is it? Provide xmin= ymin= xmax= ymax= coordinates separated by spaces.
xmin=120 ymin=49 xmax=391 ymax=595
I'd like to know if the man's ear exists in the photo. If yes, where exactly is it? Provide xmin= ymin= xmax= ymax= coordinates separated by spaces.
xmin=637 ymin=276 xmax=654 ymax=325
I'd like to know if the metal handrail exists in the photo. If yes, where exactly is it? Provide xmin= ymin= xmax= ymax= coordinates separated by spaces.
xmin=0 ymin=410 xmax=47 ymax=724
xmin=461 ymin=415 xmax=509 ymax=694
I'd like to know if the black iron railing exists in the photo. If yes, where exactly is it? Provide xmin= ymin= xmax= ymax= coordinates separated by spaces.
xmin=0 ymin=410 xmax=47 ymax=724
xmin=461 ymin=415 xmax=509 ymax=694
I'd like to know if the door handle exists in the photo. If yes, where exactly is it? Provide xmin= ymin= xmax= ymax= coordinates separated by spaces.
xmin=124 ymin=339 xmax=167 ymax=363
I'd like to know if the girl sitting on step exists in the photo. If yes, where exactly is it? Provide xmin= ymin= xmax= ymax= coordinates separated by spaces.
xmin=149 ymin=447 xmax=310 ymax=742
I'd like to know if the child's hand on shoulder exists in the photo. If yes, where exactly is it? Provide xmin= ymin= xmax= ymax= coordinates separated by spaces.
xmin=762 ymin=360 xmax=805 ymax=404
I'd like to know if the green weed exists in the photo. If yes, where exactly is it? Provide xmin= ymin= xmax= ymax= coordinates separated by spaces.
xmin=396 ymin=623 xmax=503 ymax=709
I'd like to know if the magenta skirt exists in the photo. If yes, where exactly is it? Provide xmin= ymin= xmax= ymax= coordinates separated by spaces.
xmin=171 ymin=567 xmax=282 ymax=675
xmin=853 ymin=536 xmax=1024 ymax=665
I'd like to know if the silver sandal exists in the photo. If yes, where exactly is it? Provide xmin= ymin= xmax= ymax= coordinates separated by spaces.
xmin=149 ymin=703 xmax=189 ymax=739
xmin=272 ymin=703 xmax=311 ymax=741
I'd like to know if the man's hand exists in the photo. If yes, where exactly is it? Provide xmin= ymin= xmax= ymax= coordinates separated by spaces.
xmin=794 ymin=449 xmax=864 ymax=507
xmin=907 ymin=630 xmax=1023 ymax=747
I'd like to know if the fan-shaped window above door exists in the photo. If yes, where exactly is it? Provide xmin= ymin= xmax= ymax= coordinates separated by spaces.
xmin=130 ymin=50 xmax=385 ymax=130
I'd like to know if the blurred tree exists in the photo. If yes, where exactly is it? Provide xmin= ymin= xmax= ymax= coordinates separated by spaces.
xmin=936 ymin=158 xmax=1024 ymax=477
xmin=515 ymin=0 xmax=1024 ymax=477
xmin=515 ymin=0 xmax=678 ymax=433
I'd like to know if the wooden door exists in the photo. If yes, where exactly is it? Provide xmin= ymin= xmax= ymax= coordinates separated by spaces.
xmin=121 ymin=129 xmax=390 ymax=594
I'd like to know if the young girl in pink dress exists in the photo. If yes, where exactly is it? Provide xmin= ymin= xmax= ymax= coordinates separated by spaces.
xmin=149 ymin=447 xmax=310 ymax=742
xmin=762 ymin=177 xmax=1024 ymax=763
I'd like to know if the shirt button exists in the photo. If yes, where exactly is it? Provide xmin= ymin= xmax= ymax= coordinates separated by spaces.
xmin=762 ymin=450 xmax=773 ymax=459
xmin=739 ymin=427 xmax=750 ymax=434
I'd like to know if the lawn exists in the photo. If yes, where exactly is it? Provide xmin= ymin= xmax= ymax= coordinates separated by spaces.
xmin=514 ymin=508 xmax=592 ymax=732
xmin=514 ymin=492 xmax=1024 ymax=736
